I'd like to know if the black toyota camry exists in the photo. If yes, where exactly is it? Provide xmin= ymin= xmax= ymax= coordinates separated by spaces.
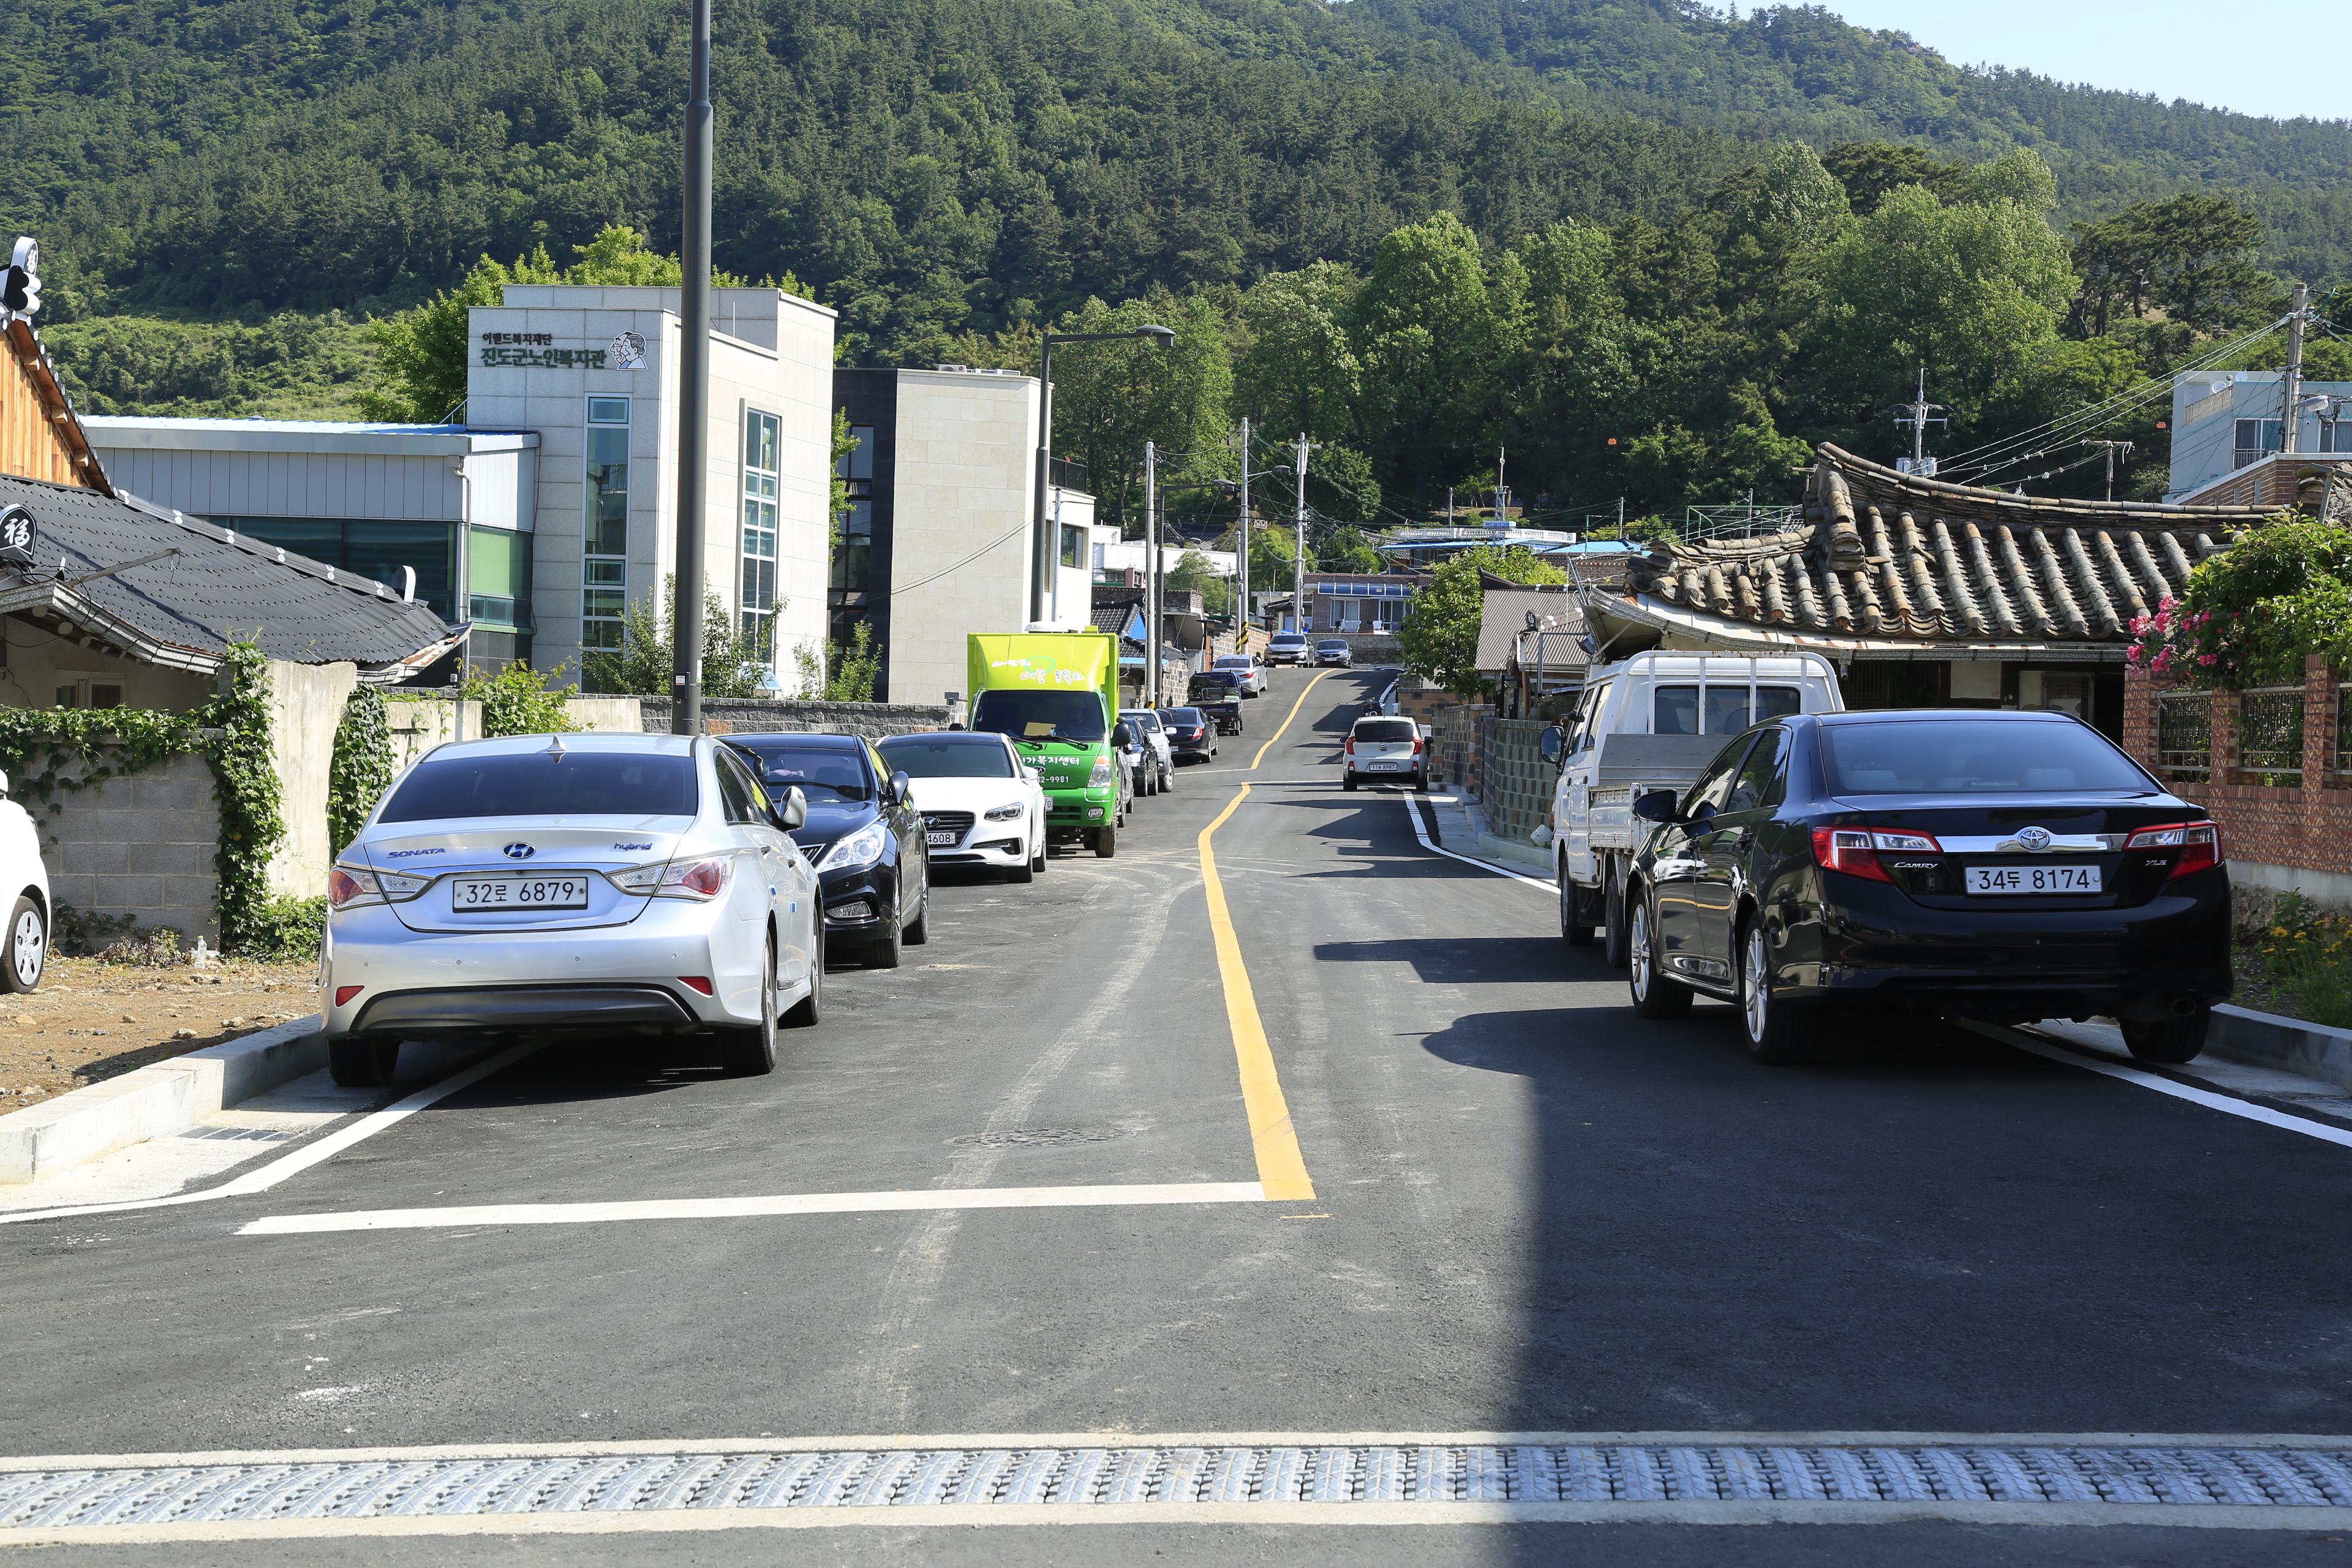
xmin=728 ymin=733 xmax=930 ymax=970
xmin=1623 ymin=709 xmax=2229 ymax=1065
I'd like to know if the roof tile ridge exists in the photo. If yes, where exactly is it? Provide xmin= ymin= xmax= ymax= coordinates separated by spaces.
xmin=2059 ymin=527 xmax=2122 ymax=636
xmin=1926 ymin=518 xmax=1986 ymax=637
xmin=1961 ymin=521 xmax=2023 ymax=636
xmin=2024 ymin=526 xmax=2090 ymax=638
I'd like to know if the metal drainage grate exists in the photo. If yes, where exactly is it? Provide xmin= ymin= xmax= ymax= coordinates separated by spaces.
xmin=8 ymin=1444 xmax=2352 ymax=1526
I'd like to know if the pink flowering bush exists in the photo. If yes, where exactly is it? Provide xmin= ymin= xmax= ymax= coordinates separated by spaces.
xmin=2128 ymin=514 xmax=2352 ymax=688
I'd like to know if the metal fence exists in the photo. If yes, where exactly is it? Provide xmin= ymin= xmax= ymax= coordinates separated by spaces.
xmin=2237 ymin=685 xmax=2305 ymax=786
xmin=2154 ymin=692 xmax=2211 ymax=783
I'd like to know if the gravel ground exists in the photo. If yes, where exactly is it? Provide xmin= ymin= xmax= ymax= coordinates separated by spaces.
xmin=0 ymin=955 xmax=322 ymax=1114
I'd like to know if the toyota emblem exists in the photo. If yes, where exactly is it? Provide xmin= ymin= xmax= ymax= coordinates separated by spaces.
xmin=2015 ymin=826 xmax=2053 ymax=851
xmin=503 ymin=842 xmax=537 ymax=860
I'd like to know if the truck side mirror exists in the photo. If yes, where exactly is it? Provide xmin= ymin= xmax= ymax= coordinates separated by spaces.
xmin=774 ymin=785 xmax=808 ymax=832
xmin=1539 ymin=726 xmax=1562 ymax=764
xmin=1631 ymin=788 xmax=1681 ymax=824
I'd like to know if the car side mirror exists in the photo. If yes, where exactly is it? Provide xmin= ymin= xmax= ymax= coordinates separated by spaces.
xmin=1111 ymin=722 xmax=1133 ymax=746
xmin=1022 ymin=766 xmax=1041 ymax=783
xmin=949 ymin=722 xmax=966 ymax=731
xmin=889 ymin=769 xmax=913 ymax=807
xmin=774 ymin=785 xmax=808 ymax=832
xmin=1631 ymin=788 xmax=1680 ymax=824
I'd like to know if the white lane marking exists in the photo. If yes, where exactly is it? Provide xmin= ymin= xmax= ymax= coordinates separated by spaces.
xmin=1403 ymin=797 xmax=1553 ymax=890
xmin=239 ymin=1182 xmax=1269 ymax=1234
xmin=1977 ymin=1023 xmax=2352 ymax=1152
xmin=0 ymin=1041 xmax=543 ymax=1227
xmin=5 ymin=1499 xmax=2336 ymax=1545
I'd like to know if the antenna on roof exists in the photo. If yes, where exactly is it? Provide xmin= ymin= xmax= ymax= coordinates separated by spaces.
xmin=546 ymin=732 xmax=568 ymax=759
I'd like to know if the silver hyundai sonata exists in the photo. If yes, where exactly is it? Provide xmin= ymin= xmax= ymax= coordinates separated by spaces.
xmin=321 ymin=732 xmax=823 ymax=1086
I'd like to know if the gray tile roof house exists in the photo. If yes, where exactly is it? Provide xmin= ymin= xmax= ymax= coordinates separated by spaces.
xmin=0 ymin=472 xmax=459 ymax=680
xmin=1593 ymin=445 xmax=2268 ymax=661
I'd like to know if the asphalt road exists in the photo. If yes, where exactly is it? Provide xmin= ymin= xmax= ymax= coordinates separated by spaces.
xmin=6 ymin=665 xmax=2352 ymax=1564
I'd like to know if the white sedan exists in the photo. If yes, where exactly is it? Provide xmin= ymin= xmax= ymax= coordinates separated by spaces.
xmin=0 ymin=767 xmax=48 ymax=991
xmin=876 ymin=731 xmax=1049 ymax=883
xmin=322 ymin=733 xmax=823 ymax=1086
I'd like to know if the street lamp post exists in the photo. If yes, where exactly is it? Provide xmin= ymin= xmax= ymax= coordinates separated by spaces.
xmin=1031 ymin=326 xmax=1175 ymax=627
xmin=669 ymin=0 xmax=715 ymax=736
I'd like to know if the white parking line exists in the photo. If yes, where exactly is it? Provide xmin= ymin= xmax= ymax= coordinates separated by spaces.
xmin=239 ymin=1182 xmax=1271 ymax=1234
xmin=1975 ymin=1023 xmax=2352 ymax=1152
xmin=1403 ymin=797 xmax=1553 ymax=891
xmin=0 ymin=1041 xmax=544 ymax=1227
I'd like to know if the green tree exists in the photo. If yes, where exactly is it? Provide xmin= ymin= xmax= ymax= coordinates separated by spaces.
xmin=462 ymin=662 xmax=587 ymax=737
xmin=1396 ymin=545 xmax=1566 ymax=698
xmin=2067 ymin=194 xmax=2278 ymax=337
xmin=1353 ymin=213 xmax=1521 ymax=506
xmin=1167 ymin=548 xmax=1234 ymax=618
xmin=1235 ymin=262 xmax=1364 ymax=452
xmin=581 ymin=579 xmax=773 ymax=699
xmin=1042 ymin=290 xmax=1235 ymax=533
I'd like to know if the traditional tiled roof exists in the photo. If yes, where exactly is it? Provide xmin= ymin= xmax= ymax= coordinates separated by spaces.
xmin=0 ymin=472 xmax=458 ymax=676
xmin=1616 ymin=445 xmax=2270 ymax=651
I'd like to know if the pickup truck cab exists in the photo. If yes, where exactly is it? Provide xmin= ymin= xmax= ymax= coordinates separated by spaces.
xmin=1544 ymin=652 xmax=1843 ymax=966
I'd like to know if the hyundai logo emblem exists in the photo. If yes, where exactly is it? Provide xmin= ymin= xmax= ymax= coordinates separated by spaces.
xmin=503 ymin=842 xmax=537 ymax=860
xmin=2015 ymin=826 xmax=2053 ymax=851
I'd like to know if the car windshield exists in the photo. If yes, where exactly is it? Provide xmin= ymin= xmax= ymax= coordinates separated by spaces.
xmin=875 ymin=737 xmax=1014 ymax=778
xmin=1353 ymin=719 xmax=1418 ymax=744
xmin=728 ymin=744 xmax=872 ymax=800
xmin=379 ymin=751 xmax=698 ymax=821
xmin=1315 ymin=642 xmax=1346 ymax=650
xmin=1272 ymin=636 xmax=1306 ymax=645
xmin=970 ymin=689 xmax=1107 ymax=743
xmin=1821 ymin=720 xmax=2152 ymax=795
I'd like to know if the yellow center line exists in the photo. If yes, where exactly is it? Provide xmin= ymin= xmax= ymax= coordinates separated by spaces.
xmin=1199 ymin=782 xmax=1314 ymax=1203
xmin=1248 ymin=669 xmax=1332 ymax=770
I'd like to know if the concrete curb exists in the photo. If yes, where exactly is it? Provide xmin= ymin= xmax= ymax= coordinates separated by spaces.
xmin=2207 ymin=1003 xmax=2352 ymax=1094
xmin=1461 ymin=799 xmax=1553 ymax=872
xmin=0 ymin=1015 xmax=325 ymax=1184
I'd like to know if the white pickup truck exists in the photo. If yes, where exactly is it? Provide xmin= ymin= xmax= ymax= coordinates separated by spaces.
xmin=1544 ymin=652 xmax=1844 ymax=967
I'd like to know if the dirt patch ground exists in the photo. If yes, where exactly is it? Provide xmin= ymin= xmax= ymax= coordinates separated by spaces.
xmin=0 ymin=956 xmax=322 ymax=1115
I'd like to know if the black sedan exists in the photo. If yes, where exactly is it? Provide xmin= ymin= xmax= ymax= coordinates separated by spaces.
xmin=1156 ymin=706 xmax=1218 ymax=763
xmin=1623 ymin=710 xmax=2229 ymax=1066
xmin=728 ymin=734 xmax=930 ymax=969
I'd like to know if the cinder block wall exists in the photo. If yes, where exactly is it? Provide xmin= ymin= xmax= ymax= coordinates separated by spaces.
xmin=1477 ymin=717 xmax=1553 ymax=844
xmin=638 ymin=699 xmax=951 ymax=738
xmin=45 ymin=750 xmax=221 ymax=943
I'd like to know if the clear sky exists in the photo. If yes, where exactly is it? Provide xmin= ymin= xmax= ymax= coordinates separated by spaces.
xmin=1818 ymin=1 xmax=2343 ymax=124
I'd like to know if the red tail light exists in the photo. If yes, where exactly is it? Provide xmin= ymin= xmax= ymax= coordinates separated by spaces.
xmin=2125 ymin=821 xmax=2222 ymax=878
xmin=1412 ymin=736 xmax=1424 ymax=755
xmin=677 ymin=859 xmax=728 ymax=897
xmin=1811 ymin=827 xmax=1940 ymax=883
xmin=1345 ymin=739 xmax=1355 ymax=755
xmin=327 ymin=868 xmax=377 ymax=910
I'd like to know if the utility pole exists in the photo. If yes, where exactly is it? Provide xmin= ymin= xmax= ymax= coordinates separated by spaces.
xmin=1293 ymin=433 xmax=1312 ymax=638
xmin=1144 ymin=439 xmax=1159 ymax=706
xmin=2085 ymin=439 xmax=2136 ymax=501
xmin=1235 ymin=415 xmax=1251 ymax=652
xmin=1446 ymin=486 xmax=1455 ymax=526
xmin=1893 ymin=368 xmax=1947 ymax=478
xmin=668 ymin=0 xmax=714 ymax=736
xmin=1496 ymin=445 xmax=1507 ymax=522
xmin=2282 ymin=281 xmax=2311 ymax=454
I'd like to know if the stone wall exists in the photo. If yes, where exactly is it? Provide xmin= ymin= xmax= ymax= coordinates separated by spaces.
xmin=45 ymin=750 xmax=221 ymax=944
xmin=637 ymin=698 xmax=952 ymax=738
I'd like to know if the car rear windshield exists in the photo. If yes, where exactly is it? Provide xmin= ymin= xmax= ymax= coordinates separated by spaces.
xmin=1820 ymin=720 xmax=2152 ymax=794
xmin=1157 ymin=708 xmax=1202 ymax=725
xmin=379 ymin=752 xmax=698 ymax=821
xmin=876 ymin=737 xmax=1013 ymax=778
xmin=970 ymin=689 xmax=1107 ymax=742
xmin=729 ymin=744 xmax=873 ymax=800
xmin=1353 ymin=719 xmax=1418 ymax=743
xmin=1214 ymin=657 xmax=1252 ymax=668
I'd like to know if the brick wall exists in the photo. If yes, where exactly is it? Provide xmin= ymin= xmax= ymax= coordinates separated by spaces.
xmin=45 ymin=750 xmax=221 ymax=944
xmin=2123 ymin=656 xmax=2352 ymax=918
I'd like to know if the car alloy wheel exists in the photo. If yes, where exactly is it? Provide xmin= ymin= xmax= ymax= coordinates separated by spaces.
xmin=1 ymin=897 xmax=44 ymax=992
xmin=1741 ymin=921 xmax=1822 ymax=1064
xmin=722 ymin=937 xmax=781 ymax=1076
xmin=1627 ymin=892 xmax=1691 ymax=1020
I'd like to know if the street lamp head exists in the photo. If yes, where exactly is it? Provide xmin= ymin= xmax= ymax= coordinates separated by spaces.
xmin=1136 ymin=325 xmax=1177 ymax=349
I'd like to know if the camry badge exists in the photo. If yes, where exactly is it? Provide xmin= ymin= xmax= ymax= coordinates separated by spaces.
xmin=503 ymin=842 xmax=537 ymax=860
xmin=2015 ymin=826 xmax=2054 ymax=851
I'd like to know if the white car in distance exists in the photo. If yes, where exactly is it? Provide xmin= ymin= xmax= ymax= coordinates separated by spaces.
xmin=1212 ymin=654 xmax=1267 ymax=696
xmin=876 ymin=731 xmax=1050 ymax=883
xmin=1343 ymin=715 xmax=1430 ymax=793
xmin=1118 ymin=709 xmax=1175 ymax=795
xmin=323 ymin=733 xmax=822 ymax=1087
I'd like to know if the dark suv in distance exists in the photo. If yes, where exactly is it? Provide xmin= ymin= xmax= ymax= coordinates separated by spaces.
xmin=1623 ymin=710 xmax=2229 ymax=1066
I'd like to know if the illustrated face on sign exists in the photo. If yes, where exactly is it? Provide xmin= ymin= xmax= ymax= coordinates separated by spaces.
xmin=609 ymin=331 xmax=647 ymax=371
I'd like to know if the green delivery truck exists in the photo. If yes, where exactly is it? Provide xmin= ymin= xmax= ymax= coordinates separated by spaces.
xmin=967 ymin=631 xmax=1129 ymax=858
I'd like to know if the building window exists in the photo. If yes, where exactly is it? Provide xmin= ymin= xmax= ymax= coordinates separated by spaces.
xmin=1060 ymin=524 xmax=1084 ymax=568
xmin=2234 ymin=417 xmax=2281 ymax=471
xmin=741 ymin=409 xmax=780 ymax=662
xmin=830 ymin=424 xmax=875 ymax=652
xmin=584 ymin=397 xmax=631 ymax=650
xmin=211 ymin=516 xmax=460 ymax=622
